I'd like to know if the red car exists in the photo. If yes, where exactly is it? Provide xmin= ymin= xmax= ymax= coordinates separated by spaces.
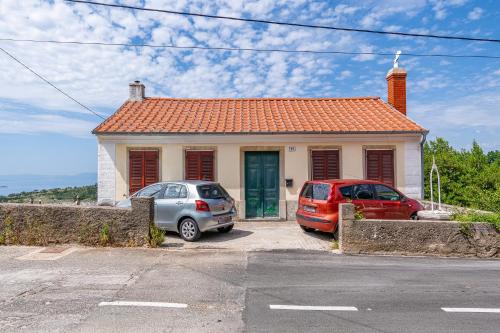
xmin=296 ymin=179 xmax=424 ymax=235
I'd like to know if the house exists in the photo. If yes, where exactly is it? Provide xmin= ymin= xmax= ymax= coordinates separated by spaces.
xmin=93 ymin=65 xmax=427 ymax=220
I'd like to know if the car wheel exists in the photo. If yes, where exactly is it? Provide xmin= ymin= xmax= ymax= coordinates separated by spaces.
xmin=217 ymin=225 xmax=234 ymax=233
xmin=300 ymin=225 xmax=314 ymax=232
xmin=410 ymin=213 xmax=419 ymax=220
xmin=179 ymin=218 xmax=201 ymax=242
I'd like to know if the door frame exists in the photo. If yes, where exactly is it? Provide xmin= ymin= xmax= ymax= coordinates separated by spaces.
xmin=240 ymin=147 xmax=285 ymax=219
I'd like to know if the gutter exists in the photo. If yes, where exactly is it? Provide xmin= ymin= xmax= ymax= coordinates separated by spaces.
xmin=92 ymin=130 xmax=427 ymax=136
xmin=420 ymin=131 xmax=429 ymax=200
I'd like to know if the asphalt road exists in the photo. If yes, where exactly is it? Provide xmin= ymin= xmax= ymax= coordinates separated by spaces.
xmin=0 ymin=246 xmax=499 ymax=333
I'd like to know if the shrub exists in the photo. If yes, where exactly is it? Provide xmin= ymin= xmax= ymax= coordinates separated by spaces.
xmin=354 ymin=207 xmax=364 ymax=220
xmin=99 ymin=223 xmax=110 ymax=246
xmin=149 ymin=224 xmax=165 ymax=247
xmin=1 ymin=215 xmax=15 ymax=245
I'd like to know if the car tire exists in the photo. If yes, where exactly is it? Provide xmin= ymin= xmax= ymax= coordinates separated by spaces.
xmin=179 ymin=218 xmax=201 ymax=242
xmin=217 ymin=225 xmax=234 ymax=233
xmin=300 ymin=225 xmax=314 ymax=232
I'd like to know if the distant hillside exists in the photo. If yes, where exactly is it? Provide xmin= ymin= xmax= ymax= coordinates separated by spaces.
xmin=0 ymin=184 xmax=97 ymax=203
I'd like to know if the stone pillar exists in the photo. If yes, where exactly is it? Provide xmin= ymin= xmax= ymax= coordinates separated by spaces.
xmin=338 ymin=203 xmax=355 ymax=252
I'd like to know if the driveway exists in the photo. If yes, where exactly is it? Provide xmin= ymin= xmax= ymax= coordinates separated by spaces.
xmin=163 ymin=221 xmax=333 ymax=251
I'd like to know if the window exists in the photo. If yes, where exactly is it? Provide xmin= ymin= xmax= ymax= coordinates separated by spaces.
xmin=164 ymin=184 xmax=187 ymax=199
xmin=197 ymin=184 xmax=227 ymax=199
xmin=136 ymin=184 xmax=163 ymax=199
xmin=353 ymin=184 xmax=374 ymax=200
xmin=339 ymin=185 xmax=353 ymax=199
xmin=300 ymin=183 xmax=313 ymax=199
xmin=366 ymin=150 xmax=395 ymax=186
xmin=129 ymin=150 xmax=159 ymax=195
xmin=311 ymin=150 xmax=340 ymax=180
xmin=313 ymin=184 xmax=331 ymax=200
xmin=300 ymin=183 xmax=331 ymax=200
xmin=185 ymin=150 xmax=215 ymax=181
xmin=374 ymin=184 xmax=400 ymax=201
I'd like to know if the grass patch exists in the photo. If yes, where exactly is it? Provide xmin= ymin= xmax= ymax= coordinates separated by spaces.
xmin=0 ymin=215 xmax=16 ymax=245
xmin=331 ymin=240 xmax=339 ymax=250
xmin=452 ymin=212 xmax=500 ymax=232
xmin=149 ymin=223 xmax=165 ymax=247
xmin=99 ymin=223 xmax=110 ymax=246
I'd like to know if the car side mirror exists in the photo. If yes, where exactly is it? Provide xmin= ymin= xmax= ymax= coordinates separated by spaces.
xmin=401 ymin=196 xmax=408 ymax=202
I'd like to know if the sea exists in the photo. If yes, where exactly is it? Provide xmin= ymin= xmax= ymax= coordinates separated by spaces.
xmin=0 ymin=173 xmax=97 ymax=196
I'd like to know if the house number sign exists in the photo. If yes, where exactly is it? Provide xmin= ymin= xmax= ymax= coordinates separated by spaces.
xmin=288 ymin=146 xmax=296 ymax=152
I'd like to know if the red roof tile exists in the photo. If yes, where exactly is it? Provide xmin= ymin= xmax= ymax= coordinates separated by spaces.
xmin=93 ymin=97 xmax=426 ymax=134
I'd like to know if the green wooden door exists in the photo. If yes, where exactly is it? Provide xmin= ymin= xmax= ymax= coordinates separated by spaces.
xmin=245 ymin=152 xmax=279 ymax=218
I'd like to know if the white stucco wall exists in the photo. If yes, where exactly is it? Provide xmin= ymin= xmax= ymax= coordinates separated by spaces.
xmin=97 ymin=141 xmax=116 ymax=203
xmin=97 ymin=133 xmax=424 ymax=217
xmin=403 ymin=139 xmax=423 ymax=199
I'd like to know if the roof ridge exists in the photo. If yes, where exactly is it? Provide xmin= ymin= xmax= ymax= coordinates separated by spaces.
xmin=143 ymin=96 xmax=381 ymax=101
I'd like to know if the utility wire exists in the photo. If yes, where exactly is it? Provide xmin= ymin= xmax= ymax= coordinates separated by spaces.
xmin=0 ymin=46 xmax=106 ymax=120
xmin=1 ymin=38 xmax=499 ymax=59
xmin=65 ymin=0 xmax=500 ymax=44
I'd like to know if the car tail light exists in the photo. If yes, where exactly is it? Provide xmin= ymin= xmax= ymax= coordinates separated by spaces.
xmin=195 ymin=200 xmax=210 ymax=212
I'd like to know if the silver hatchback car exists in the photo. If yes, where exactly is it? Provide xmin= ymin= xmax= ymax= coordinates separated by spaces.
xmin=117 ymin=180 xmax=236 ymax=241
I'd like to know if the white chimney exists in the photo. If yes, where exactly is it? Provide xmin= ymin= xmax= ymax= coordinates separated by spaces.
xmin=129 ymin=80 xmax=145 ymax=101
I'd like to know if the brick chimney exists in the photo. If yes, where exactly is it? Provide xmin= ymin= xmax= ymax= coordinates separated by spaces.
xmin=386 ymin=67 xmax=407 ymax=115
xmin=129 ymin=80 xmax=145 ymax=102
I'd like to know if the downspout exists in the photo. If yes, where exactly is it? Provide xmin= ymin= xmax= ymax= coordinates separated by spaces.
xmin=419 ymin=131 xmax=428 ymax=200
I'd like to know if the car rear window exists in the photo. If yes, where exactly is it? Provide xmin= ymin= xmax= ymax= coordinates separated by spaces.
xmin=300 ymin=183 xmax=331 ymax=200
xmin=313 ymin=184 xmax=331 ymax=200
xmin=339 ymin=185 xmax=353 ymax=199
xmin=197 ymin=184 xmax=228 ymax=199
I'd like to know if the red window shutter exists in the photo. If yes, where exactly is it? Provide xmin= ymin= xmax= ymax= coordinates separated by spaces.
xmin=129 ymin=150 xmax=159 ymax=195
xmin=311 ymin=150 xmax=340 ymax=180
xmin=366 ymin=150 xmax=394 ymax=186
xmin=185 ymin=151 xmax=215 ymax=181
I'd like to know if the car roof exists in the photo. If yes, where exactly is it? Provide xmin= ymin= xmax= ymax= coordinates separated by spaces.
xmin=151 ymin=180 xmax=218 ymax=186
xmin=306 ymin=179 xmax=386 ymax=186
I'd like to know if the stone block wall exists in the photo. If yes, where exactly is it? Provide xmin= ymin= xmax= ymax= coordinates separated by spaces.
xmin=339 ymin=203 xmax=499 ymax=258
xmin=0 ymin=198 xmax=153 ymax=247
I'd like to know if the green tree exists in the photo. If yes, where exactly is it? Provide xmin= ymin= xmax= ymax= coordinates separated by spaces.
xmin=424 ymin=138 xmax=500 ymax=212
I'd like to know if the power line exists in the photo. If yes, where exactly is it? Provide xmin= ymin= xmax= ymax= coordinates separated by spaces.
xmin=0 ymin=46 xmax=106 ymax=120
xmin=1 ymin=38 xmax=499 ymax=60
xmin=65 ymin=0 xmax=500 ymax=44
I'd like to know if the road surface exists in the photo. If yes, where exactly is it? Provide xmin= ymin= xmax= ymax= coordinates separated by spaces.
xmin=0 ymin=246 xmax=499 ymax=332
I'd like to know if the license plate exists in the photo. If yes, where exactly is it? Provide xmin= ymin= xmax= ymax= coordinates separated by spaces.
xmin=303 ymin=206 xmax=316 ymax=213
xmin=218 ymin=215 xmax=232 ymax=224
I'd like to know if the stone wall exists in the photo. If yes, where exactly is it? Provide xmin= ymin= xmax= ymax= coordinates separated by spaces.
xmin=339 ymin=203 xmax=499 ymax=258
xmin=0 ymin=198 xmax=153 ymax=247
xmin=419 ymin=200 xmax=492 ymax=214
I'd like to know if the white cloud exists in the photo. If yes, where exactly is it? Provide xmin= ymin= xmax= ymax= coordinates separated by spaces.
xmin=353 ymin=45 xmax=376 ymax=62
xmin=0 ymin=111 xmax=97 ymax=138
xmin=467 ymin=7 xmax=484 ymax=20
xmin=411 ymin=92 xmax=500 ymax=129
xmin=337 ymin=70 xmax=352 ymax=80
xmin=430 ymin=0 xmax=468 ymax=20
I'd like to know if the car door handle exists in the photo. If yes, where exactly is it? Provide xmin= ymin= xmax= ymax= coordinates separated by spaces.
xmin=176 ymin=201 xmax=183 ymax=205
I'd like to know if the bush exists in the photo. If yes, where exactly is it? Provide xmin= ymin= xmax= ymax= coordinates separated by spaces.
xmin=99 ymin=223 xmax=110 ymax=246
xmin=149 ymin=224 xmax=165 ymax=247
xmin=452 ymin=212 xmax=500 ymax=232
xmin=1 ymin=215 xmax=15 ymax=245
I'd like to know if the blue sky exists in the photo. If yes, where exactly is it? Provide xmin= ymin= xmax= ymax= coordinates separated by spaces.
xmin=0 ymin=0 xmax=499 ymax=175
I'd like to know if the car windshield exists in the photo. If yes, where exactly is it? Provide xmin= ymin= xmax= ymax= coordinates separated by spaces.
xmin=197 ymin=184 xmax=227 ymax=199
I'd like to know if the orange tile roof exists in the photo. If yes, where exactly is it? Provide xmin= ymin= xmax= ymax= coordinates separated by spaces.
xmin=93 ymin=97 xmax=426 ymax=135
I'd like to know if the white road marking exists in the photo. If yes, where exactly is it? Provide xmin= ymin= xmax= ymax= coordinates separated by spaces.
xmin=99 ymin=301 xmax=188 ymax=308
xmin=442 ymin=308 xmax=500 ymax=313
xmin=270 ymin=305 xmax=358 ymax=311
